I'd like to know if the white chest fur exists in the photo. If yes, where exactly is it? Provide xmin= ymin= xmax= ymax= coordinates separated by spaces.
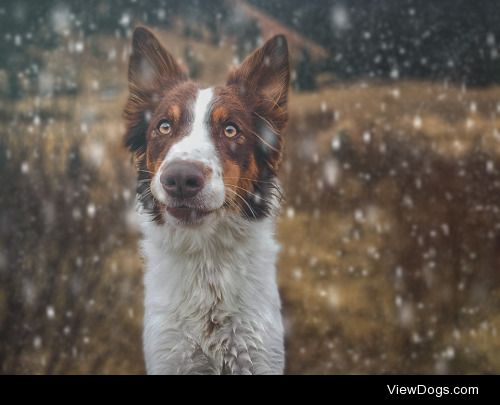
xmin=140 ymin=211 xmax=284 ymax=374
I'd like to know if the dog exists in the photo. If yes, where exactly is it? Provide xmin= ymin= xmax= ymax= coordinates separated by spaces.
xmin=123 ymin=27 xmax=289 ymax=374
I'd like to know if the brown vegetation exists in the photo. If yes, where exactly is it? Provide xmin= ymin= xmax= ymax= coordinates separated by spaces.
xmin=1 ymin=28 xmax=500 ymax=374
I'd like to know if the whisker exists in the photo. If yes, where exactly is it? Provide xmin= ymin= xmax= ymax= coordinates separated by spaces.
xmin=223 ymin=177 xmax=284 ymax=202
xmin=223 ymin=188 xmax=241 ymax=211
xmin=138 ymin=184 xmax=154 ymax=201
xmin=248 ymin=128 xmax=279 ymax=153
xmin=222 ymin=176 xmax=278 ymax=186
xmin=225 ymin=187 xmax=257 ymax=219
xmin=223 ymin=194 xmax=240 ymax=212
xmin=224 ymin=183 xmax=275 ymax=207
xmin=253 ymin=111 xmax=279 ymax=136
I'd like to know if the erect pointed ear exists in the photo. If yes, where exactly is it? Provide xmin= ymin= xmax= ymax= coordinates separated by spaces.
xmin=128 ymin=26 xmax=186 ymax=95
xmin=124 ymin=27 xmax=186 ymax=154
xmin=227 ymin=35 xmax=289 ymax=130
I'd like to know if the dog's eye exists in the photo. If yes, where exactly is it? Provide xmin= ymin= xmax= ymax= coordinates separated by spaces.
xmin=224 ymin=124 xmax=239 ymax=138
xmin=157 ymin=120 xmax=172 ymax=135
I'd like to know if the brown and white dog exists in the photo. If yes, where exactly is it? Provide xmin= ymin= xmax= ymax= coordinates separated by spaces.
xmin=124 ymin=27 xmax=289 ymax=374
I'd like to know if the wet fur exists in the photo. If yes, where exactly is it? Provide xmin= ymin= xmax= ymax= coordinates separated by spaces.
xmin=124 ymin=27 xmax=289 ymax=374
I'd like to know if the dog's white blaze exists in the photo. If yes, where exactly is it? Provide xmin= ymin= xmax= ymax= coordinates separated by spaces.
xmin=167 ymin=87 xmax=216 ymax=163
xmin=151 ymin=88 xmax=225 ymax=210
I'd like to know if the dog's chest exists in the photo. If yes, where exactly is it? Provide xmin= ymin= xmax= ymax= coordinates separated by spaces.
xmin=144 ymin=249 xmax=263 ymax=373
xmin=141 ymin=217 xmax=282 ymax=374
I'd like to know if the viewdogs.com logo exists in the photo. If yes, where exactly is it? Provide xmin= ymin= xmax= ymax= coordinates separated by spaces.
xmin=387 ymin=385 xmax=478 ymax=398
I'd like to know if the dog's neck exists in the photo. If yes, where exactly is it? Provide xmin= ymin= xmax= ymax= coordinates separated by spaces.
xmin=139 ymin=207 xmax=280 ymax=309
xmin=140 ymin=206 xmax=283 ymax=374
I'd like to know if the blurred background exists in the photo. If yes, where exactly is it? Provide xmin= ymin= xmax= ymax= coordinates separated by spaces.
xmin=1 ymin=0 xmax=500 ymax=374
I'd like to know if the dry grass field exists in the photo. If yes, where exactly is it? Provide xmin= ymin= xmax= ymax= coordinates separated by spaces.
xmin=1 ymin=27 xmax=500 ymax=374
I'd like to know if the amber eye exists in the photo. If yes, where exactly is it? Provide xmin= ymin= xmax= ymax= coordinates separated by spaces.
xmin=224 ymin=123 xmax=239 ymax=138
xmin=157 ymin=120 xmax=172 ymax=135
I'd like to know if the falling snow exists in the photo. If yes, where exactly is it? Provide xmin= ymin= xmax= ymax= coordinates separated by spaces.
xmin=46 ymin=306 xmax=55 ymax=319
xmin=1 ymin=0 xmax=500 ymax=376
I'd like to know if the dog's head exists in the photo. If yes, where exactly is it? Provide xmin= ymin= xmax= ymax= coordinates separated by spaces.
xmin=124 ymin=27 xmax=289 ymax=226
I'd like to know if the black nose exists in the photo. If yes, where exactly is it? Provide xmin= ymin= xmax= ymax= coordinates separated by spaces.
xmin=160 ymin=160 xmax=206 ymax=199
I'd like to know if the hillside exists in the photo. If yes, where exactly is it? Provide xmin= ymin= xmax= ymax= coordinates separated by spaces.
xmin=1 ymin=21 xmax=500 ymax=374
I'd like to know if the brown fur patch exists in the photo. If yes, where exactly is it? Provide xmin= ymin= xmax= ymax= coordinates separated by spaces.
xmin=212 ymin=106 xmax=229 ymax=123
xmin=222 ymin=160 xmax=241 ymax=206
xmin=239 ymin=154 xmax=258 ymax=190
xmin=169 ymin=104 xmax=181 ymax=122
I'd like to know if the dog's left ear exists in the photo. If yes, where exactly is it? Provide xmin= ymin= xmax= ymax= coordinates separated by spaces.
xmin=227 ymin=35 xmax=289 ymax=131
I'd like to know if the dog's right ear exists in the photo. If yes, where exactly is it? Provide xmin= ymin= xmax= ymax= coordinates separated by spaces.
xmin=124 ymin=27 xmax=186 ymax=154
xmin=128 ymin=26 xmax=185 ymax=94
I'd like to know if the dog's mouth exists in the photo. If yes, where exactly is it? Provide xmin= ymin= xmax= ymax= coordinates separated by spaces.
xmin=166 ymin=205 xmax=213 ymax=223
